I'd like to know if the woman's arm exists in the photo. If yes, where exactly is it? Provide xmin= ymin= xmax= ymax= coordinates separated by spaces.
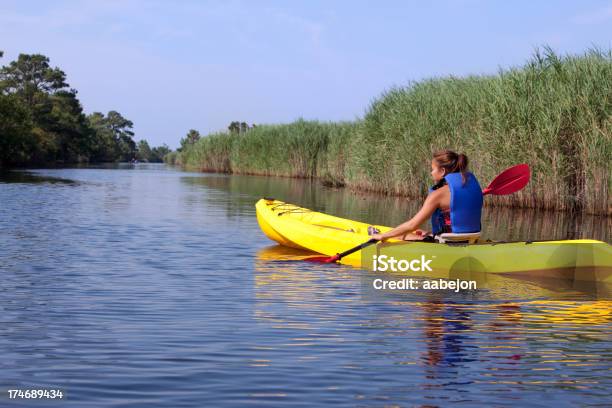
xmin=371 ymin=192 xmax=440 ymax=241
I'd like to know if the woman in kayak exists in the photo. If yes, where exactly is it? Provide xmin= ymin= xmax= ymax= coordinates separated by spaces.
xmin=370 ymin=150 xmax=483 ymax=242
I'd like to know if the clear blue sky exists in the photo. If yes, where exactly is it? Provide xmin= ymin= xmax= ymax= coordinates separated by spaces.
xmin=1 ymin=0 xmax=610 ymax=148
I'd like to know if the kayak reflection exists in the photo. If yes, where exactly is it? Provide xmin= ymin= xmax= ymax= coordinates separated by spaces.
xmin=254 ymin=245 xmax=612 ymax=397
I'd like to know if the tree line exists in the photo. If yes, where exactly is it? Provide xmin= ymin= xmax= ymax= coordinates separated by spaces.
xmin=175 ymin=122 xmax=255 ymax=152
xmin=0 ymin=52 xmax=171 ymax=167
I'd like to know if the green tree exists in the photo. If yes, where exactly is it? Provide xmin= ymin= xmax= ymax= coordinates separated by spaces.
xmin=180 ymin=129 xmax=200 ymax=149
xmin=43 ymin=89 xmax=93 ymax=163
xmin=150 ymin=144 xmax=171 ymax=162
xmin=87 ymin=111 xmax=136 ymax=162
xmin=106 ymin=110 xmax=136 ymax=161
xmin=0 ymin=52 xmax=141 ymax=167
xmin=134 ymin=140 xmax=171 ymax=162
xmin=87 ymin=112 xmax=116 ymax=161
xmin=137 ymin=139 xmax=152 ymax=161
xmin=228 ymin=121 xmax=240 ymax=134
xmin=0 ymin=93 xmax=33 ymax=167
xmin=0 ymin=54 xmax=68 ymax=108
xmin=0 ymin=53 xmax=94 ymax=164
xmin=228 ymin=121 xmax=250 ymax=134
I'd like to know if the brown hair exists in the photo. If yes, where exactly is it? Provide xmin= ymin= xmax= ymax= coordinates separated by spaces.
xmin=433 ymin=150 xmax=469 ymax=184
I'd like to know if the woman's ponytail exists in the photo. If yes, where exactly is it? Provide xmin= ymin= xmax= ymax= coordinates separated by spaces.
xmin=456 ymin=153 xmax=468 ymax=184
xmin=432 ymin=150 xmax=470 ymax=184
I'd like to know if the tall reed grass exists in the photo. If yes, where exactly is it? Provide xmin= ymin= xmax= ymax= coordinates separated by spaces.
xmin=172 ymin=48 xmax=611 ymax=215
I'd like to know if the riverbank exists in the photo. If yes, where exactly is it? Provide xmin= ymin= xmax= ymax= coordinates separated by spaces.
xmin=169 ymin=48 xmax=611 ymax=215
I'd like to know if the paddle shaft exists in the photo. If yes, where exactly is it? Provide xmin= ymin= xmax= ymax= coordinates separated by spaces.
xmin=331 ymin=238 xmax=378 ymax=262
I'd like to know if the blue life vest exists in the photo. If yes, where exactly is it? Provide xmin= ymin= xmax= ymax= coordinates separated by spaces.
xmin=430 ymin=172 xmax=483 ymax=235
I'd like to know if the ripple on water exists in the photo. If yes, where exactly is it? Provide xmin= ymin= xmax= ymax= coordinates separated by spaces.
xmin=0 ymin=166 xmax=610 ymax=407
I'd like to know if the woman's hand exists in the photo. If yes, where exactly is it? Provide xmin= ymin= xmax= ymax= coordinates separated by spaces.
xmin=370 ymin=233 xmax=386 ymax=241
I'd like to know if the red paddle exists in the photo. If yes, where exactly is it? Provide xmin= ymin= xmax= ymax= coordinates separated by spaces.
xmin=305 ymin=163 xmax=531 ymax=263
xmin=482 ymin=163 xmax=531 ymax=196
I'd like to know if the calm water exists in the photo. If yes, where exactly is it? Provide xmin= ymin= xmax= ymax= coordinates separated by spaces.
xmin=1 ymin=164 xmax=610 ymax=407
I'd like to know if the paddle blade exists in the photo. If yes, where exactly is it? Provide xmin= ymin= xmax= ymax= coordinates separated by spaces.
xmin=304 ymin=254 xmax=340 ymax=263
xmin=483 ymin=163 xmax=530 ymax=195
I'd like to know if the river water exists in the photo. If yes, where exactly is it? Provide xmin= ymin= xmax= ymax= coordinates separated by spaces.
xmin=1 ymin=164 xmax=610 ymax=407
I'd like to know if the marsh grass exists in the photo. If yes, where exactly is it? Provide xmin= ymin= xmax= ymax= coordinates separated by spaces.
xmin=174 ymin=48 xmax=611 ymax=214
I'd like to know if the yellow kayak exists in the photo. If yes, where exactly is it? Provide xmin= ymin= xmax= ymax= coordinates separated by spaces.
xmin=255 ymin=198 xmax=612 ymax=283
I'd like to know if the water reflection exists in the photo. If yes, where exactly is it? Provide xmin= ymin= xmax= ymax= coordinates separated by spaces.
xmin=184 ymin=174 xmax=610 ymax=242
xmin=257 ymin=244 xmax=610 ymax=301
xmin=0 ymin=170 xmax=78 ymax=184
xmin=252 ymin=245 xmax=612 ymax=404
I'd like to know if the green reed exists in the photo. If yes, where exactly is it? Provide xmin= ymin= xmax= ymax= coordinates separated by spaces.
xmin=173 ymin=47 xmax=611 ymax=214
